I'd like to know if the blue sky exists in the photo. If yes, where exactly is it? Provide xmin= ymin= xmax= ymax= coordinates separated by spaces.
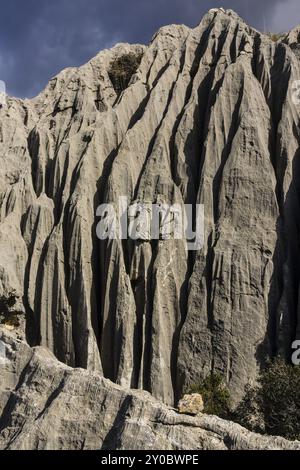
xmin=0 ymin=0 xmax=298 ymax=98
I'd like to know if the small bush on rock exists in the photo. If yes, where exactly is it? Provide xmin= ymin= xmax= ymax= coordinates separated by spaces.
xmin=234 ymin=358 xmax=300 ymax=440
xmin=266 ymin=32 xmax=285 ymax=42
xmin=108 ymin=52 xmax=143 ymax=97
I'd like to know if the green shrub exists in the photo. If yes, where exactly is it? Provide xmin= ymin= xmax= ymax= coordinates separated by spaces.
xmin=108 ymin=52 xmax=143 ymax=97
xmin=259 ymin=358 xmax=300 ymax=439
xmin=1 ymin=313 xmax=20 ymax=329
xmin=233 ymin=384 xmax=265 ymax=433
xmin=266 ymin=32 xmax=285 ymax=42
xmin=234 ymin=359 xmax=300 ymax=440
xmin=186 ymin=373 xmax=231 ymax=419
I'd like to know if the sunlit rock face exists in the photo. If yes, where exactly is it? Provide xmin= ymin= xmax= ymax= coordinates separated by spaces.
xmin=0 ymin=8 xmax=300 ymax=412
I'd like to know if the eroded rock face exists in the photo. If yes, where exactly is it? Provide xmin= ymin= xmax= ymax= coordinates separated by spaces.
xmin=0 ymin=8 xmax=300 ymax=414
xmin=0 ymin=331 xmax=299 ymax=450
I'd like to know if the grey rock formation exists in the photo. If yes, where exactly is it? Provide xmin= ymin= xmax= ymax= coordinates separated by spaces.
xmin=0 ymin=7 xmax=300 ymax=443
xmin=0 ymin=331 xmax=299 ymax=450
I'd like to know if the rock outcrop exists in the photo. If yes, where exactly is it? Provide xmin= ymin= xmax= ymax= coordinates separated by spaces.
xmin=1 ymin=331 xmax=299 ymax=450
xmin=178 ymin=393 xmax=204 ymax=415
xmin=0 ymin=7 xmax=300 ymax=437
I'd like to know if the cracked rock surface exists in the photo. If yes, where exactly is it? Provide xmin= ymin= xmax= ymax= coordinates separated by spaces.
xmin=0 ymin=331 xmax=299 ymax=450
xmin=0 ymin=8 xmax=300 ymax=447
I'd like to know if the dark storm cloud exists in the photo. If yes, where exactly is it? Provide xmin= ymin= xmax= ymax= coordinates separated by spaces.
xmin=0 ymin=0 xmax=293 ymax=98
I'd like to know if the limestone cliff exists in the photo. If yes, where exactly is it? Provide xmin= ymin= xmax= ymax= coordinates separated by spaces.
xmin=0 ymin=7 xmax=300 ymax=433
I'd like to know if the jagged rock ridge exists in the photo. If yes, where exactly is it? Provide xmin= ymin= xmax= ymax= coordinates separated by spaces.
xmin=0 ymin=8 xmax=300 ymax=412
